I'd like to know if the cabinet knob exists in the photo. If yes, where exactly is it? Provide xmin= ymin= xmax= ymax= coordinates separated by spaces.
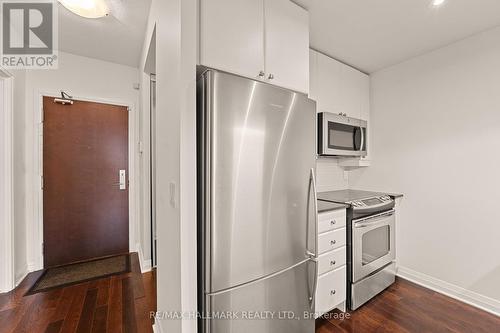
xmin=268 ymin=74 xmax=274 ymax=80
xmin=330 ymin=290 xmax=336 ymax=295
xmin=258 ymin=71 xmax=265 ymax=78
xmin=330 ymin=220 xmax=336 ymax=225
xmin=330 ymin=260 xmax=336 ymax=266
xmin=330 ymin=240 xmax=336 ymax=246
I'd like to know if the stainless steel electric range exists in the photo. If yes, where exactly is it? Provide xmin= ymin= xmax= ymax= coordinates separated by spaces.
xmin=318 ymin=189 xmax=401 ymax=310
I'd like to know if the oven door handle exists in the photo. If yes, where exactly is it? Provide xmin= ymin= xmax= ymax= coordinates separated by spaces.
xmin=354 ymin=210 xmax=395 ymax=229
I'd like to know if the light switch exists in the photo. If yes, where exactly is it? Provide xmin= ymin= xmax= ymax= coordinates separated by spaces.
xmin=119 ymin=170 xmax=126 ymax=190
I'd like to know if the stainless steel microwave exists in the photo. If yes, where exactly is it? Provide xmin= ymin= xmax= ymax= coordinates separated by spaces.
xmin=318 ymin=112 xmax=367 ymax=157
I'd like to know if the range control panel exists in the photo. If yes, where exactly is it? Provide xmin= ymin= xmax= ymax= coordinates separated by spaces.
xmin=350 ymin=195 xmax=392 ymax=208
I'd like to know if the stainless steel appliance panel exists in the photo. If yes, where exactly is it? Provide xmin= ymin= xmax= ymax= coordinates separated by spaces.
xmin=351 ymin=262 xmax=396 ymax=310
xmin=202 ymin=70 xmax=316 ymax=293
xmin=205 ymin=260 xmax=315 ymax=333
xmin=318 ymin=112 xmax=367 ymax=157
xmin=352 ymin=210 xmax=395 ymax=282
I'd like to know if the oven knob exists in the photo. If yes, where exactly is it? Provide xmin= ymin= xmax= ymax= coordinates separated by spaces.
xmin=330 ymin=290 xmax=336 ymax=295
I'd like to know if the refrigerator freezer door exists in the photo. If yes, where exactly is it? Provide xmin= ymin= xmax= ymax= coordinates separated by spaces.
xmin=204 ymin=260 xmax=315 ymax=333
xmin=203 ymin=70 xmax=316 ymax=293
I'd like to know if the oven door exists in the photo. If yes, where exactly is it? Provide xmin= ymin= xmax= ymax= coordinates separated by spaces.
xmin=352 ymin=210 xmax=395 ymax=282
xmin=319 ymin=113 xmax=367 ymax=157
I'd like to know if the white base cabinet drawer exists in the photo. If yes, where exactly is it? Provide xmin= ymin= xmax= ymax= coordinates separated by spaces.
xmin=318 ymin=228 xmax=346 ymax=254
xmin=318 ymin=247 xmax=346 ymax=276
xmin=318 ymin=209 xmax=346 ymax=234
xmin=315 ymin=266 xmax=346 ymax=317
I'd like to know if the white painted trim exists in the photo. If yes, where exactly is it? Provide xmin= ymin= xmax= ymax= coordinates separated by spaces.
xmin=141 ymin=72 xmax=153 ymax=269
xmin=153 ymin=321 xmax=163 ymax=333
xmin=137 ymin=243 xmax=152 ymax=273
xmin=14 ymin=268 xmax=28 ymax=288
xmin=32 ymin=90 xmax=139 ymax=270
xmin=0 ymin=68 xmax=15 ymax=292
xmin=397 ymin=266 xmax=500 ymax=317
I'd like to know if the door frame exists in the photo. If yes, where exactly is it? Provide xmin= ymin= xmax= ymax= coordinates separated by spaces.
xmin=33 ymin=90 xmax=138 ymax=270
xmin=0 ymin=67 xmax=14 ymax=292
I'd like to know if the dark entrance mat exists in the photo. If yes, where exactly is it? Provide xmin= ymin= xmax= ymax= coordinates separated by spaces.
xmin=27 ymin=254 xmax=130 ymax=295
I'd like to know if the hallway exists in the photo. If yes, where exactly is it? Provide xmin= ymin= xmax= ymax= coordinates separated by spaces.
xmin=0 ymin=254 xmax=156 ymax=333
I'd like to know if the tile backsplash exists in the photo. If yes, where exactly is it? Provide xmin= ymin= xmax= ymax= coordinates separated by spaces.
xmin=316 ymin=158 xmax=348 ymax=192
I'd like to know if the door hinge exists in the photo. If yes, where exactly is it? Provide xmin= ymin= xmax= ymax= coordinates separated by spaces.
xmin=41 ymin=176 xmax=44 ymax=190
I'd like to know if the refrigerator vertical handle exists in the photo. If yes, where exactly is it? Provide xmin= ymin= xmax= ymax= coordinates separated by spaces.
xmin=309 ymin=257 xmax=318 ymax=310
xmin=306 ymin=168 xmax=319 ymax=310
xmin=306 ymin=168 xmax=318 ymax=258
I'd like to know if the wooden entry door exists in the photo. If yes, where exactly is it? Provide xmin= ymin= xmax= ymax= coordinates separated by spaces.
xmin=43 ymin=97 xmax=129 ymax=267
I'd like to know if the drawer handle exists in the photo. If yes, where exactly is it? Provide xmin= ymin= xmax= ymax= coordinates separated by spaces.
xmin=330 ymin=260 xmax=336 ymax=266
xmin=330 ymin=220 xmax=336 ymax=226
xmin=330 ymin=290 xmax=336 ymax=295
xmin=330 ymin=240 xmax=337 ymax=246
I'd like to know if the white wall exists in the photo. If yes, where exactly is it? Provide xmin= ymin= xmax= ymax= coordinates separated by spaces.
xmin=139 ymin=0 xmax=197 ymax=332
xmin=10 ymin=52 xmax=140 ymax=281
xmin=349 ymin=26 xmax=500 ymax=314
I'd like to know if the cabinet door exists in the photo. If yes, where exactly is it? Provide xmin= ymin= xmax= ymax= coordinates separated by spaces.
xmin=339 ymin=64 xmax=363 ymax=119
xmin=309 ymin=49 xmax=318 ymax=101
xmin=265 ymin=0 xmax=309 ymax=93
xmin=359 ymin=74 xmax=370 ymax=160
xmin=315 ymin=266 xmax=347 ymax=317
xmin=200 ymin=0 xmax=265 ymax=79
xmin=315 ymin=51 xmax=342 ymax=114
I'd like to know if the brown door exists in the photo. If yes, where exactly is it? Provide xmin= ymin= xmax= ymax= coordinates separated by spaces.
xmin=43 ymin=97 xmax=129 ymax=267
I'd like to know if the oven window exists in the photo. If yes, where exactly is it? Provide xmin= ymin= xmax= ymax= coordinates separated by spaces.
xmin=362 ymin=226 xmax=390 ymax=265
xmin=328 ymin=122 xmax=356 ymax=150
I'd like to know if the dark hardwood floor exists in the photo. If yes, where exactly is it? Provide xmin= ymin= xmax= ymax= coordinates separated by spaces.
xmin=316 ymin=277 xmax=500 ymax=333
xmin=0 ymin=253 xmax=156 ymax=333
xmin=2 ymin=260 xmax=498 ymax=333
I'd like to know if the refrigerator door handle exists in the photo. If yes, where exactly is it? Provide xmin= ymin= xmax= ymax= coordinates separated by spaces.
xmin=306 ymin=168 xmax=318 ymax=259
xmin=309 ymin=257 xmax=318 ymax=310
xmin=306 ymin=168 xmax=319 ymax=310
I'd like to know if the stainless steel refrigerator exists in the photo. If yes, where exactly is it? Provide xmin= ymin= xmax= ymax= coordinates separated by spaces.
xmin=197 ymin=69 xmax=317 ymax=333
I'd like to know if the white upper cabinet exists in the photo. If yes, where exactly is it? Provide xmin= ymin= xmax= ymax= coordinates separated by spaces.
xmin=310 ymin=49 xmax=369 ymax=120
xmin=199 ymin=0 xmax=265 ymax=80
xmin=339 ymin=64 xmax=363 ymax=119
xmin=314 ymin=51 xmax=342 ymax=114
xmin=265 ymin=0 xmax=309 ymax=93
xmin=199 ymin=0 xmax=309 ymax=94
xmin=359 ymin=74 xmax=370 ymax=161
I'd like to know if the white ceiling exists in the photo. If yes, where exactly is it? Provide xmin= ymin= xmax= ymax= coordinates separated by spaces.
xmin=294 ymin=0 xmax=500 ymax=73
xmin=58 ymin=0 xmax=151 ymax=68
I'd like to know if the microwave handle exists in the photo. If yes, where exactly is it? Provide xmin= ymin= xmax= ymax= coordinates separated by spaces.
xmin=359 ymin=126 xmax=364 ymax=152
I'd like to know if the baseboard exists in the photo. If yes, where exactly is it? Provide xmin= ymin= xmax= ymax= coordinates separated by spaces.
xmin=137 ymin=243 xmax=152 ymax=273
xmin=14 ymin=266 xmax=29 ymax=289
xmin=397 ymin=266 xmax=500 ymax=317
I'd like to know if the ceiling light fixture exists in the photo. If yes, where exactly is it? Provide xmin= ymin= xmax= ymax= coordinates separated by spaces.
xmin=58 ymin=0 xmax=109 ymax=19
xmin=432 ymin=0 xmax=446 ymax=6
